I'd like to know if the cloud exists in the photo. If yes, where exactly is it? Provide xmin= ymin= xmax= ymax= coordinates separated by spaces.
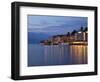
xmin=28 ymin=15 xmax=87 ymax=35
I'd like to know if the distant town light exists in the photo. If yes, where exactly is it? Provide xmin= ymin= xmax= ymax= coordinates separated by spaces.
xmin=78 ymin=31 xmax=81 ymax=33
xmin=41 ymin=26 xmax=88 ymax=45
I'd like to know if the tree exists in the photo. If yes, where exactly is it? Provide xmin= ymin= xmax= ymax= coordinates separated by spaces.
xmin=67 ymin=32 xmax=70 ymax=36
xmin=84 ymin=27 xmax=88 ymax=32
xmin=80 ymin=26 xmax=84 ymax=32
xmin=71 ymin=30 xmax=77 ymax=35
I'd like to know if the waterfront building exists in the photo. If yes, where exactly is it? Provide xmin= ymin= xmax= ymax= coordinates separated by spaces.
xmin=41 ymin=26 xmax=88 ymax=45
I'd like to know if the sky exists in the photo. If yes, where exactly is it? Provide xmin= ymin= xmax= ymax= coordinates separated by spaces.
xmin=28 ymin=15 xmax=87 ymax=35
xmin=28 ymin=15 xmax=88 ymax=44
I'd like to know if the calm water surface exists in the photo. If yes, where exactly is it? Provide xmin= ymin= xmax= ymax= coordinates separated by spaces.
xmin=28 ymin=44 xmax=87 ymax=66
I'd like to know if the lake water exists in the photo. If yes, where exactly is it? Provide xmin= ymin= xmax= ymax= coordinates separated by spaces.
xmin=28 ymin=44 xmax=87 ymax=66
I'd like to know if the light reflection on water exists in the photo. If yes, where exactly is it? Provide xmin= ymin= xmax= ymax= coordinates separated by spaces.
xmin=28 ymin=44 xmax=87 ymax=66
xmin=70 ymin=45 xmax=87 ymax=64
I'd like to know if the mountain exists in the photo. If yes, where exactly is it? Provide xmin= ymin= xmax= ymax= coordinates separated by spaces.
xmin=28 ymin=32 xmax=52 ymax=44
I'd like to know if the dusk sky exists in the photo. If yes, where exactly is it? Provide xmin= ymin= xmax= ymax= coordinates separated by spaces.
xmin=28 ymin=15 xmax=87 ymax=35
xmin=28 ymin=15 xmax=88 ymax=44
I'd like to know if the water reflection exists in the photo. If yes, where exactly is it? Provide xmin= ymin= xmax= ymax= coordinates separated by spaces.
xmin=28 ymin=44 xmax=87 ymax=66
xmin=69 ymin=45 xmax=87 ymax=64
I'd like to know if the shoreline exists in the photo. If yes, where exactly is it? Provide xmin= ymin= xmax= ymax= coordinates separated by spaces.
xmin=41 ymin=41 xmax=88 ymax=46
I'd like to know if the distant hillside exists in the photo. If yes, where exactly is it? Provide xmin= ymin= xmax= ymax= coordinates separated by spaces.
xmin=28 ymin=32 xmax=52 ymax=44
